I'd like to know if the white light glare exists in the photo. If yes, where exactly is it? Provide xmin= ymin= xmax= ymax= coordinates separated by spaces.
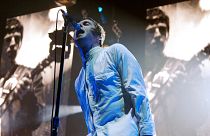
xmin=69 ymin=31 xmax=74 ymax=37
xmin=199 ymin=0 xmax=210 ymax=11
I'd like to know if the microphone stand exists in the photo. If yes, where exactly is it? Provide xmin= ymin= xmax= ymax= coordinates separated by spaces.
xmin=51 ymin=20 xmax=69 ymax=136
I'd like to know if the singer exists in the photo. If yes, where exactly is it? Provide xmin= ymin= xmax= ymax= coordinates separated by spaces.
xmin=73 ymin=18 xmax=155 ymax=136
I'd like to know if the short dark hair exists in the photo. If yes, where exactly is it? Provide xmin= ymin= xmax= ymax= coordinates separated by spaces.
xmin=146 ymin=7 xmax=169 ymax=33
xmin=203 ymin=44 xmax=210 ymax=55
xmin=6 ymin=18 xmax=24 ymax=40
xmin=86 ymin=17 xmax=106 ymax=46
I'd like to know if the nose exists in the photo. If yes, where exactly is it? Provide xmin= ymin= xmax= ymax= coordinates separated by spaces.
xmin=10 ymin=36 xmax=16 ymax=46
xmin=78 ymin=22 xmax=83 ymax=28
xmin=154 ymin=28 xmax=161 ymax=38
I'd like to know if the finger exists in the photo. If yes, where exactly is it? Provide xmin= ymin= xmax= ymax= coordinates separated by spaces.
xmin=18 ymin=80 xmax=24 ymax=86
xmin=0 ymin=78 xmax=4 ymax=86
xmin=24 ymin=72 xmax=32 ymax=78
xmin=0 ymin=87 xmax=3 ymax=97
xmin=4 ymin=77 xmax=18 ymax=90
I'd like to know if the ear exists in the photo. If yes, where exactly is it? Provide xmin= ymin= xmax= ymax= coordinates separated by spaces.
xmin=96 ymin=35 xmax=101 ymax=43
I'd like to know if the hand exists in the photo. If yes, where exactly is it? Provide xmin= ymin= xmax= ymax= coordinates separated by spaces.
xmin=3 ymin=76 xmax=18 ymax=91
xmin=16 ymin=75 xmax=32 ymax=91
xmin=15 ymin=74 xmax=33 ymax=99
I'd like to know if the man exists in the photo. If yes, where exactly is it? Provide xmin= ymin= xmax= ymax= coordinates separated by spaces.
xmin=0 ymin=18 xmax=43 ymax=136
xmin=144 ymin=8 xmax=184 ymax=136
xmin=144 ymin=7 xmax=170 ymax=83
xmin=0 ymin=18 xmax=23 ymax=77
xmin=74 ymin=18 xmax=155 ymax=136
xmin=145 ymin=7 xmax=210 ymax=136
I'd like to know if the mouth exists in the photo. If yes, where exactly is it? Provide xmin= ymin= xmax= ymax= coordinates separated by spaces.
xmin=76 ymin=29 xmax=85 ymax=38
xmin=151 ymin=38 xmax=164 ymax=45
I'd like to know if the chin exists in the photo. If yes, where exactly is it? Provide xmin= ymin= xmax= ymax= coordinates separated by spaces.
xmin=75 ymin=39 xmax=86 ymax=49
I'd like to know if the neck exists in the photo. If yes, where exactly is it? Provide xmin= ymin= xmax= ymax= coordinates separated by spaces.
xmin=77 ymin=43 xmax=100 ymax=67
xmin=82 ymin=43 xmax=100 ymax=56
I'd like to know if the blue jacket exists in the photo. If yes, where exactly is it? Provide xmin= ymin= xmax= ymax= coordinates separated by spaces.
xmin=75 ymin=43 xmax=155 ymax=136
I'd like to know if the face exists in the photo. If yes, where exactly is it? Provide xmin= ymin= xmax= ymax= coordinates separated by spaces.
xmin=74 ymin=19 xmax=99 ymax=50
xmin=4 ymin=30 xmax=22 ymax=60
xmin=146 ymin=22 xmax=168 ymax=52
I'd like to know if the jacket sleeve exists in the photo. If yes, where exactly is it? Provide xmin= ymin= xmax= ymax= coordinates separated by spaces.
xmin=75 ymin=68 xmax=95 ymax=134
xmin=113 ymin=44 xmax=155 ymax=135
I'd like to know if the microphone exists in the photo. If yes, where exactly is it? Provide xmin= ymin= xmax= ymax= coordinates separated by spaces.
xmin=60 ymin=9 xmax=81 ymax=31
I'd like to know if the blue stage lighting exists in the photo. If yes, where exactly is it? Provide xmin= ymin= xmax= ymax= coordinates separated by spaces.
xmin=98 ymin=6 xmax=103 ymax=13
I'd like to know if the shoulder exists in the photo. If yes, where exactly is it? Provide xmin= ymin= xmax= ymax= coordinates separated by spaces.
xmin=109 ymin=43 xmax=127 ymax=50
xmin=105 ymin=43 xmax=129 ymax=55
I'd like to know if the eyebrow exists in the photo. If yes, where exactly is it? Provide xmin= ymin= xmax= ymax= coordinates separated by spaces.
xmin=82 ymin=19 xmax=93 ymax=23
xmin=146 ymin=23 xmax=167 ymax=30
xmin=4 ymin=32 xmax=21 ymax=38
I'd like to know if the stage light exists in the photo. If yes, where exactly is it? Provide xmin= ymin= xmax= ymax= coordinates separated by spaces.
xmin=97 ymin=6 xmax=107 ymax=24
xmin=199 ymin=0 xmax=210 ymax=11
xmin=98 ymin=6 xmax=103 ymax=13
